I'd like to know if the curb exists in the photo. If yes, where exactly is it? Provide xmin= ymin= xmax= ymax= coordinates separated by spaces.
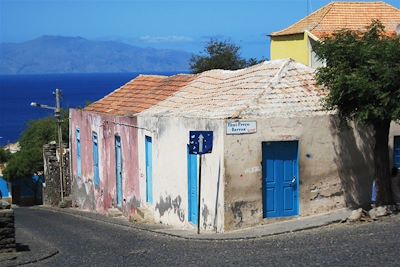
xmin=17 ymin=249 xmax=59 ymax=266
xmin=14 ymin=226 xmax=59 ymax=266
xmin=34 ymin=206 xmax=350 ymax=241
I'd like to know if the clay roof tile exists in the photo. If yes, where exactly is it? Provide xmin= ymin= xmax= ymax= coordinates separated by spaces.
xmin=271 ymin=2 xmax=400 ymax=38
xmin=84 ymin=74 xmax=196 ymax=116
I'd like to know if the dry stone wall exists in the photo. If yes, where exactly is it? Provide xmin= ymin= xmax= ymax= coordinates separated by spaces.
xmin=0 ymin=201 xmax=15 ymax=253
xmin=43 ymin=142 xmax=70 ymax=206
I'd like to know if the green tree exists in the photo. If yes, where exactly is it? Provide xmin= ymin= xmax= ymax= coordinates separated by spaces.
xmin=0 ymin=148 xmax=11 ymax=164
xmin=3 ymin=111 xmax=69 ymax=202
xmin=190 ymin=40 xmax=262 ymax=73
xmin=314 ymin=21 xmax=400 ymax=205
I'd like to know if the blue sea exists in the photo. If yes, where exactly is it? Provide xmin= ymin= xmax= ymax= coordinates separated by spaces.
xmin=0 ymin=72 xmax=179 ymax=147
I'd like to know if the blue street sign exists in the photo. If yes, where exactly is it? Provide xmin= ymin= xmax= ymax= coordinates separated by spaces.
xmin=189 ymin=131 xmax=213 ymax=155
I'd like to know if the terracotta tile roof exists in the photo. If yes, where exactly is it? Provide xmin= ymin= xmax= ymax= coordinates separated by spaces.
xmin=139 ymin=60 xmax=327 ymax=119
xmin=84 ymin=74 xmax=196 ymax=116
xmin=271 ymin=2 xmax=400 ymax=38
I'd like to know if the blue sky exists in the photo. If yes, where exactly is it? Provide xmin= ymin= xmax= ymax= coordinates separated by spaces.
xmin=1 ymin=0 xmax=399 ymax=59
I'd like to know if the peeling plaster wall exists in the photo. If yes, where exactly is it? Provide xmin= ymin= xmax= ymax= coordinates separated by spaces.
xmin=137 ymin=116 xmax=225 ymax=232
xmin=224 ymin=115 xmax=400 ymax=231
xmin=69 ymin=109 xmax=140 ymax=216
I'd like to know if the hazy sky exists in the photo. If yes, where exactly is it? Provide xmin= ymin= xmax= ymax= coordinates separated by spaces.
xmin=1 ymin=0 xmax=400 ymax=59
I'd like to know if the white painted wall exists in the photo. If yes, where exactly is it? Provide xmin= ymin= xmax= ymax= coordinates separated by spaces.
xmin=137 ymin=115 xmax=225 ymax=232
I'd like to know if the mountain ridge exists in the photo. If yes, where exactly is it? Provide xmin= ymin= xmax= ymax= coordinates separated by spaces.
xmin=0 ymin=36 xmax=192 ymax=74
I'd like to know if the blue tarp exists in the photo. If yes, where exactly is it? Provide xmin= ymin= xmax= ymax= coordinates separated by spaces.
xmin=0 ymin=176 xmax=11 ymax=198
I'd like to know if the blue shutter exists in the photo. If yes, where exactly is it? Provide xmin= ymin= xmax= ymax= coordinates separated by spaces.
xmin=93 ymin=132 xmax=100 ymax=187
xmin=76 ymin=129 xmax=81 ymax=177
xmin=115 ymin=136 xmax=123 ymax=207
xmin=187 ymin=145 xmax=198 ymax=224
xmin=394 ymin=136 xmax=400 ymax=169
xmin=145 ymin=136 xmax=153 ymax=204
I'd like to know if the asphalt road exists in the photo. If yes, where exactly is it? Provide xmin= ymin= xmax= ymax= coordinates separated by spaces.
xmin=14 ymin=207 xmax=400 ymax=267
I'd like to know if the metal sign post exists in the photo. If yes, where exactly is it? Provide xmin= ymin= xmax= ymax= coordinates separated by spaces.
xmin=197 ymin=157 xmax=202 ymax=234
xmin=188 ymin=131 xmax=213 ymax=235
xmin=197 ymin=134 xmax=204 ymax=234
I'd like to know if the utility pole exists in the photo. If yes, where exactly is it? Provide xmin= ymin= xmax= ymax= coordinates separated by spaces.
xmin=55 ymin=89 xmax=64 ymax=202
xmin=31 ymin=88 xmax=64 ymax=203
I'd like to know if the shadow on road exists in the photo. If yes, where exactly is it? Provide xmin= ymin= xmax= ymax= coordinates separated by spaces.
xmin=16 ymin=243 xmax=30 ymax=252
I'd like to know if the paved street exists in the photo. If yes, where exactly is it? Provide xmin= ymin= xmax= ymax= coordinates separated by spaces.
xmin=14 ymin=207 xmax=400 ymax=267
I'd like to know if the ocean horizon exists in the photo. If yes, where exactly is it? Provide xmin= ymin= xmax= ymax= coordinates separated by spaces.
xmin=0 ymin=71 xmax=183 ymax=147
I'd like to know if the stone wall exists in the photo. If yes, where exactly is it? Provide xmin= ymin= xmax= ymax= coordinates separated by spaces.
xmin=43 ymin=142 xmax=70 ymax=206
xmin=0 ymin=201 xmax=15 ymax=253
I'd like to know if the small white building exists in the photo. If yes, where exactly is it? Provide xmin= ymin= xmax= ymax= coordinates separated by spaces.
xmin=136 ymin=59 xmax=400 ymax=232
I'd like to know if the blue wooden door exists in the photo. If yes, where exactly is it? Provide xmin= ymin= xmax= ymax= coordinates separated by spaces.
xmin=145 ymin=136 xmax=153 ymax=204
xmin=394 ymin=136 xmax=400 ymax=169
xmin=262 ymin=141 xmax=299 ymax=218
xmin=115 ymin=136 xmax=123 ymax=208
xmin=76 ymin=129 xmax=82 ymax=177
xmin=93 ymin=132 xmax=100 ymax=188
xmin=187 ymin=145 xmax=198 ymax=224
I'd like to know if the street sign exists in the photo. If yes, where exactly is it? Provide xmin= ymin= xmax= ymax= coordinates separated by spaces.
xmin=189 ymin=131 xmax=213 ymax=155
xmin=226 ymin=121 xmax=257 ymax=135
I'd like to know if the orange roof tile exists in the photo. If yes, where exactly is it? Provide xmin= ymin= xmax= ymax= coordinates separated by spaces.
xmin=84 ymin=74 xmax=196 ymax=116
xmin=271 ymin=2 xmax=400 ymax=38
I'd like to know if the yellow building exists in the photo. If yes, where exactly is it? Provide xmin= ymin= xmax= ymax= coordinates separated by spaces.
xmin=270 ymin=1 xmax=400 ymax=68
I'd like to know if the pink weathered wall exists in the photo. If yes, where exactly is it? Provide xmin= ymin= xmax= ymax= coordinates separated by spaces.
xmin=69 ymin=109 xmax=140 ymax=216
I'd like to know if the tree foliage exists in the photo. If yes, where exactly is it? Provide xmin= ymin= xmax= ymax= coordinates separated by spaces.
xmin=3 ymin=111 xmax=69 ymax=181
xmin=0 ymin=148 xmax=11 ymax=164
xmin=190 ymin=40 xmax=262 ymax=73
xmin=314 ymin=21 xmax=400 ymax=205
xmin=314 ymin=21 xmax=400 ymax=123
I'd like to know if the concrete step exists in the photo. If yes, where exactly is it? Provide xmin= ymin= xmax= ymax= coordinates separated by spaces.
xmin=107 ymin=208 xmax=123 ymax=218
xmin=130 ymin=207 xmax=154 ymax=223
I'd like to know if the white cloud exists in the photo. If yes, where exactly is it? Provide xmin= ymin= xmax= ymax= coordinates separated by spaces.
xmin=138 ymin=35 xmax=193 ymax=43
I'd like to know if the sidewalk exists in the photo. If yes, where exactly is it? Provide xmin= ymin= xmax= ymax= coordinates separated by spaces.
xmin=36 ymin=206 xmax=352 ymax=241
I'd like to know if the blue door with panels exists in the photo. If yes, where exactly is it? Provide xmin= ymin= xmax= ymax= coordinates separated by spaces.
xmin=93 ymin=132 xmax=100 ymax=188
xmin=262 ymin=141 xmax=299 ymax=218
xmin=115 ymin=136 xmax=123 ymax=208
xmin=76 ymin=129 xmax=82 ymax=177
xmin=394 ymin=136 xmax=400 ymax=169
xmin=187 ymin=145 xmax=198 ymax=224
xmin=145 ymin=136 xmax=153 ymax=204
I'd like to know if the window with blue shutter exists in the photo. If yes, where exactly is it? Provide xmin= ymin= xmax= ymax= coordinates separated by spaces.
xmin=93 ymin=132 xmax=100 ymax=187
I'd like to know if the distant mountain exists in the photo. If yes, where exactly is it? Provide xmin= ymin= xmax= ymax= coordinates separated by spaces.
xmin=0 ymin=36 xmax=192 ymax=74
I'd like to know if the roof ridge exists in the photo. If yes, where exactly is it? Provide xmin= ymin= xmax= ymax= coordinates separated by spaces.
xmin=137 ymin=73 xmax=195 ymax=79
xmin=270 ymin=2 xmax=334 ymax=36
xmin=309 ymin=2 xmax=335 ymax=32
xmin=196 ymin=60 xmax=287 ymax=80
xmin=229 ymin=59 xmax=292 ymax=119
xmin=137 ymin=74 xmax=168 ymax=78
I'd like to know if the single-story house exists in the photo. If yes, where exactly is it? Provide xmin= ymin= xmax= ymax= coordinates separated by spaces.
xmin=69 ymin=74 xmax=196 ymax=215
xmin=137 ymin=59 xmax=400 ymax=231
xmin=70 ymin=60 xmax=400 ymax=232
